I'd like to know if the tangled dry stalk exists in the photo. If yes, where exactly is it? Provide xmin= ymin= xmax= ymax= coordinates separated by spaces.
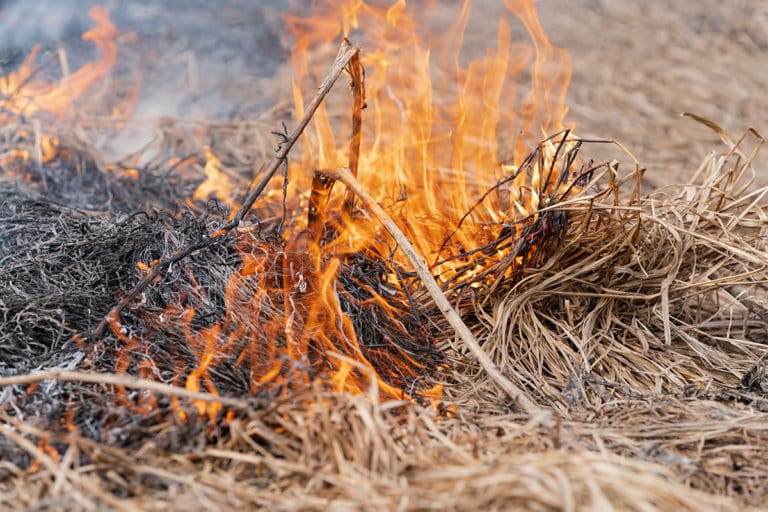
xmin=1 ymin=36 xmax=767 ymax=512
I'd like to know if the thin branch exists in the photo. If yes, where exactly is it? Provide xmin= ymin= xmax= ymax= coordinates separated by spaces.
xmin=0 ymin=370 xmax=252 ymax=410
xmin=90 ymin=40 xmax=360 ymax=339
xmin=343 ymin=38 xmax=365 ymax=213
xmin=231 ymin=40 xmax=359 ymax=227
xmin=322 ymin=166 xmax=545 ymax=416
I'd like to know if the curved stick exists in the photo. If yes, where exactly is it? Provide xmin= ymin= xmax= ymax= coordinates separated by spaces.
xmin=323 ymin=166 xmax=544 ymax=416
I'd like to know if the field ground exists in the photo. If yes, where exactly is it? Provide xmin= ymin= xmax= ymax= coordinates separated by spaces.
xmin=537 ymin=0 xmax=767 ymax=186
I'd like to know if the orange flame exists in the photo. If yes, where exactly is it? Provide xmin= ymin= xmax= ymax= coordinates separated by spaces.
xmin=193 ymin=147 xmax=238 ymax=205
xmin=0 ymin=6 xmax=118 ymax=121
xmin=284 ymin=0 xmax=573 ymax=284
xmin=0 ymin=7 xmax=120 ymax=178
xmin=166 ymin=0 xmax=576 ymax=416
xmin=28 ymin=439 xmax=60 ymax=474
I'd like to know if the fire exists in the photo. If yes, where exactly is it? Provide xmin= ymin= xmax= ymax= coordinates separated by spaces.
xmin=0 ymin=6 xmax=118 ymax=122
xmin=0 ymin=7 xmax=119 ymax=177
xmin=284 ymin=0 xmax=573 ymax=287
xmin=193 ymin=146 xmax=238 ymax=205
xmin=151 ymin=0 xmax=576 ymax=415
xmin=166 ymin=0 xmax=576 ymax=409
xmin=1 ymin=2 xmax=576 ymax=422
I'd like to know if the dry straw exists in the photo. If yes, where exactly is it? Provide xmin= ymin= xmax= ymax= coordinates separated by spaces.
xmin=1 ymin=39 xmax=767 ymax=511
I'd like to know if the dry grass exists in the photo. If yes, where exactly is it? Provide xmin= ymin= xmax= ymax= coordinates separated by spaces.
xmin=1 ymin=121 xmax=766 ymax=510
xmin=466 ymin=124 xmax=766 ymax=406
xmin=2 ymin=3 xmax=767 ymax=508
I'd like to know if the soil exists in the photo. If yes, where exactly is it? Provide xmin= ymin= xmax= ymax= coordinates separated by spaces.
xmin=537 ymin=0 xmax=768 ymax=186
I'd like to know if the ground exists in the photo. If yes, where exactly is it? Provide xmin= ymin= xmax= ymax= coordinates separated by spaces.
xmin=538 ymin=0 xmax=767 ymax=185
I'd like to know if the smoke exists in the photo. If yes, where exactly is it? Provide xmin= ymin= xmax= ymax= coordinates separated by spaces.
xmin=0 ymin=0 xmax=91 ymax=50
xmin=1 ymin=0 xmax=289 ymax=155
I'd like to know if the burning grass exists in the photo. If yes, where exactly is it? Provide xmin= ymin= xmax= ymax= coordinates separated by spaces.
xmin=2 ymin=113 xmax=766 ymax=510
xmin=1 ymin=1 xmax=768 ymax=510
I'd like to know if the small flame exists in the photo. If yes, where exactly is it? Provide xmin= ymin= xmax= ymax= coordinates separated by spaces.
xmin=28 ymin=439 xmax=60 ymax=474
xmin=0 ymin=7 xmax=121 ymax=179
xmin=193 ymin=146 xmax=238 ymax=205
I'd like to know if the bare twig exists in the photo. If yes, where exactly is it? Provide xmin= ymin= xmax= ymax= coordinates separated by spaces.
xmin=90 ymin=40 xmax=360 ymax=339
xmin=232 ymin=40 xmax=358 ymax=227
xmin=323 ymin=166 xmax=545 ymax=416
xmin=0 ymin=370 xmax=252 ymax=410
xmin=343 ymin=38 xmax=365 ymax=213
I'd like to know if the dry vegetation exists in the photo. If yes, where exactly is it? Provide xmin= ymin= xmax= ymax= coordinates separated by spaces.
xmin=539 ymin=0 xmax=768 ymax=186
xmin=1 ymin=2 xmax=767 ymax=511
xmin=2 ymin=90 xmax=766 ymax=512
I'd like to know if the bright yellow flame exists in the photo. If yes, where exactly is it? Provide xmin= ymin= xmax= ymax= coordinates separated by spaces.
xmin=286 ymin=0 xmax=574 ymax=285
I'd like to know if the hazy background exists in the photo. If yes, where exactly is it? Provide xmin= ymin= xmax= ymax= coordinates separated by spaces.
xmin=1 ymin=0 xmax=765 ymax=185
